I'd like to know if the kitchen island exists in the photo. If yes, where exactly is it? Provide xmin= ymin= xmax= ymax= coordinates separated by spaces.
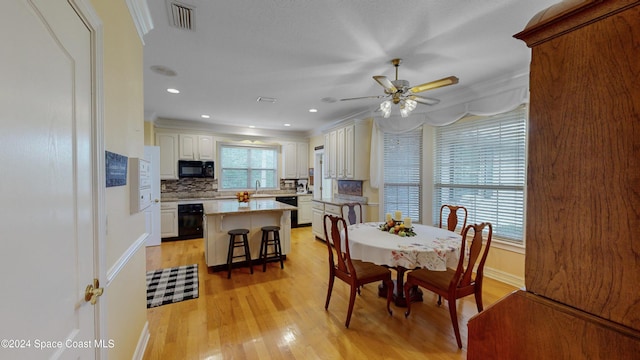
xmin=203 ymin=199 xmax=297 ymax=271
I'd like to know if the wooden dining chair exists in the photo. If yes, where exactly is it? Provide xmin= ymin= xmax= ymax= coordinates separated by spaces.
xmin=404 ymin=222 xmax=493 ymax=348
xmin=439 ymin=204 xmax=468 ymax=234
xmin=341 ymin=203 xmax=363 ymax=225
xmin=323 ymin=214 xmax=393 ymax=328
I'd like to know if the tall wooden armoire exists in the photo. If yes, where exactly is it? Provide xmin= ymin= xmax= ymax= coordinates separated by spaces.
xmin=467 ymin=0 xmax=640 ymax=358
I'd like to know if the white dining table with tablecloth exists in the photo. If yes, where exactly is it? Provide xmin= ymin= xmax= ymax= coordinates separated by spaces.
xmin=340 ymin=222 xmax=462 ymax=306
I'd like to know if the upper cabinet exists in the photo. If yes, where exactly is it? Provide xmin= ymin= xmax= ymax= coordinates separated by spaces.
xmin=282 ymin=142 xmax=309 ymax=179
xmin=324 ymin=132 xmax=336 ymax=178
xmin=324 ymin=119 xmax=371 ymax=180
xmin=178 ymin=134 xmax=214 ymax=161
xmin=155 ymin=133 xmax=178 ymax=180
xmin=156 ymin=132 xmax=215 ymax=179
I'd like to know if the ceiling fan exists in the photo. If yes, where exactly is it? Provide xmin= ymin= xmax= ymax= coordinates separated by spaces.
xmin=340 ymin=58 xmax=459 ymax=117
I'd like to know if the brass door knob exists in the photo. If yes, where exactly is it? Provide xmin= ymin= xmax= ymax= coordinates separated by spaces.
xmin=85 ymin=279 xmax=104 ymax=305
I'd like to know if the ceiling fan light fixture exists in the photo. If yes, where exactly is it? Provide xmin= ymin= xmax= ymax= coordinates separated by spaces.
xmin=404 ymin=98 xmax=417 ymax=112
xmin=380 ymin=100 xmax=392 ymax=118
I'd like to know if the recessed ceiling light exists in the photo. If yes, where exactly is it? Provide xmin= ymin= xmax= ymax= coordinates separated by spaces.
xmin=284 ymin=123 xmax=291 ymax=127
xmin=201 ymin=114 xmax=210 ymax=119
xmin=167 ymin=88 xmax=180 ymax=94
xmin=249 ymin=125 xmax=255 ymax=128
xmin=309 ymin=108 xmax=318 ymax=113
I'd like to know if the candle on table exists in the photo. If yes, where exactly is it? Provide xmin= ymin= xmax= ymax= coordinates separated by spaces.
xmin=404 ymin=217 xmax=412 ymax=228
xmin=385 ymin=213 xmax=392 ymax=222
xmin=395 ymin=211 xmax=402 ymax=221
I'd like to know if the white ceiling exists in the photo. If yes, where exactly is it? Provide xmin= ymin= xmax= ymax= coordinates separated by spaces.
xmin=143 ymin=0 xmax=557 ymax=136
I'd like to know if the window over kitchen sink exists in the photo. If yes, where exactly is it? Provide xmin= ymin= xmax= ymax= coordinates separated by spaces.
xmin=219 ymin=143 xmax=278 ymax=190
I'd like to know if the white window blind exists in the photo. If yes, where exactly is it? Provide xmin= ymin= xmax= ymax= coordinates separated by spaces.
xmin=384 ymin=128 xmax=422 ymax=223
xmin=219 ymin=144 xmax=278 ymax=190
xmin=434 ymin=107 xmax=526 ymax=242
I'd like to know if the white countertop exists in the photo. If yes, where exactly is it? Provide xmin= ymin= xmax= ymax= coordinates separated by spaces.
xmin=161 ymin=192 xmax=312 ymax=203
xmin=203 ymin=199 xmax=297 ymax=215
xmin=312 ymin=197 xmax=365 ymax=206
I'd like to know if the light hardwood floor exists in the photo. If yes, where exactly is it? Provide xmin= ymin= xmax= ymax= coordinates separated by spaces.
xmin=143 ymin=226 xmax=517 ymax=359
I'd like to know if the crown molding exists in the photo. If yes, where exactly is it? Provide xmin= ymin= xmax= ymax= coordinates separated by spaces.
xmin=126 ymin=0 xmax=153 ymax=44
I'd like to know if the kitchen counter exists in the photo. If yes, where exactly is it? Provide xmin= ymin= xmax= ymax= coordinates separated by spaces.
xmin=204 ymin=199 xmax=296 ymax=215
xmin=202 ymin=199 xmax=295 ymax=270
xmin=312 ymin=196 xmax=367 ymax=206
xmin=311 ymin=196 xmax=368 ymax=240
xmin=161 ymin=192 xmax=312 ymax=202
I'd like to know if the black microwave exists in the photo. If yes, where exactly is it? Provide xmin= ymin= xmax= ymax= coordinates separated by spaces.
xmin=178 ymin=160 xmax=214 ymax=178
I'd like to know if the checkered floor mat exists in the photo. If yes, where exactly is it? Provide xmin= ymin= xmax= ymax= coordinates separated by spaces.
xmin=146 ymin=264 xmax=199 ymax=308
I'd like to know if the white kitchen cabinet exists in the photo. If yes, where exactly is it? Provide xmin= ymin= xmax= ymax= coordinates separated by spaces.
xmin=282 ymin=142 xmax=309 ymax=179
xmin=155 ymin=133 xmax=178 ymax=179
xmin=343 ymin=124 xmax=356 ymax=179
xmin=324 ymin=119 xmax=371 ymax=180
xmin=179 ymin=134 xmax=214 ymax=161
xmin=336 ymin=127 xmax=346 ymax=178
xmin=311 ymin=201 xmax=325 ymax=239
xmin=325 ymin=131 xmax=337 ymax=178
xmin=160 ymin=202 xmax=178 ymax=238
xmin=297 ymin=195 xmax=312 ymax=225
xmin=296 ymin=142 xmax=309 ymax=179
xmin=311 ymin=201 xmax=342 ymax=240
xmin=323 ymin=133 xmax=331 ymax=178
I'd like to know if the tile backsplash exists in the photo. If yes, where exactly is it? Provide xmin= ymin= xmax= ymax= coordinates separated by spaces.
xmin=162 ymin=178 xmax=215 ymax=193
xmin=161 ymin=177 xmax=307 ymax=200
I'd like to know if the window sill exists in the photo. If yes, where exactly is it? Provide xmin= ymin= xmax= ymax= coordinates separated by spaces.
xmin=490 ymin=237 xmax=525 ymax=254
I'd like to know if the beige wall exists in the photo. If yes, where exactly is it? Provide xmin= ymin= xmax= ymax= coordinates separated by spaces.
xmin=144 ymin=121 xmax=155 ymax=145
xmin=91 ymin=0 xmax=147 ymax=358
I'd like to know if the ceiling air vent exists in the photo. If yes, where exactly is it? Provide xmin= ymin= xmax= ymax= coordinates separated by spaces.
xmin=167 ymin=1 xmax=195 ymax=31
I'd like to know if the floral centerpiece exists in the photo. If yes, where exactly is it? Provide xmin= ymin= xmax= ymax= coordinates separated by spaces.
xmin=236 ymin=191 xmax=250 ymax=204
xmin=379 ymin=217 xmax=416 ymax=237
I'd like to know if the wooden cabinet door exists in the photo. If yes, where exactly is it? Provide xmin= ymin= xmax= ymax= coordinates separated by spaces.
xmin=297 ymin=142 xmax=309 ymax=179
xmin=156 ymin=133 xmax=178 ymax=179
xmin=282 ymin=142 xmax=298 ymax=178
xmin=160 ymin=204 xmax=178 ymax=238
xmin=197 ymin=135 xmax=214 ymax=160
xmin=178 ymin=134 xmax=196 ymax=160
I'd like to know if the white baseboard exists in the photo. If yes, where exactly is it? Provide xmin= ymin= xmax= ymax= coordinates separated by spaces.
xmin=483 ymin=266 xmax=524 ymax=289
xmin=132 ymin=321 xmax=150 ymax=360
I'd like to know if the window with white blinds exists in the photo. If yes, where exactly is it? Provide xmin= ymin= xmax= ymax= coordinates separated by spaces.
xmin=384 ymin=127 xmax=423 ymax=223
xmin=219 ymin=144 xmax=278 ymax=190
xmin=433 ymin=107 xmax=526 ymax=243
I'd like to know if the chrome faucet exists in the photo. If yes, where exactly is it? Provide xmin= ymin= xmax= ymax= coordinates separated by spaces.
xmin=255 ymin=179 xmax=261 ymax=194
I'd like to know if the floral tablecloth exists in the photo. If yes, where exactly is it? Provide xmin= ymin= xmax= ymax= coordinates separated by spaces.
xmin=341 ymin=222 xmax=462 ymax=271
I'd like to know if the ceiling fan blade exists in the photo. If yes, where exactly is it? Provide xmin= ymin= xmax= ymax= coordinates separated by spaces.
xmin=410 ymin=95 xmax=440 ymax=106
xmin=410 ymin=76 xmax=459 ymax=93
xmin=340 ymin=95 xmax=386 ymax=101
xmin=373 ymin=76 xmax=398 ymax=94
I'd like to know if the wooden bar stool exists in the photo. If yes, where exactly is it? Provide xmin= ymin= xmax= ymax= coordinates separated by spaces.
xmin=226 ymin=228 xmax=253 ymax=279
xmin=259 ymin=225 xmax=284 ymax=272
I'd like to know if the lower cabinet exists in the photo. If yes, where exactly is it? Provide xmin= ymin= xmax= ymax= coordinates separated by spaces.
xmin=311 ymin=201 xmax=344 ymax=241
xmin=311 ymin=201 xmax=325 ymax=239
xmin=160 ymin=202 xmax=178 ymax=238
xmin=297 ymin=195 xmax=312 ymax=225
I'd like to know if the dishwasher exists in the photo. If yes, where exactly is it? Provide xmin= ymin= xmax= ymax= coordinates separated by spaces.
xmin=176 ymin=203 xmax=204 ymax=240
xmin=275 ymin=196 xmax=298 ymax=228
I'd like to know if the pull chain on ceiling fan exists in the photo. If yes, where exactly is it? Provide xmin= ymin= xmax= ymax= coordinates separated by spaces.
xmin=341 ymin=58 xmax=459 ymax=118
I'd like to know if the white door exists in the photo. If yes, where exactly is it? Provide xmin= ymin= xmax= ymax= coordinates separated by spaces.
xmin=0 ymin=0 xmax=98 ymax=358
xmin=145 ymin=146 xmax=162 ymax=246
